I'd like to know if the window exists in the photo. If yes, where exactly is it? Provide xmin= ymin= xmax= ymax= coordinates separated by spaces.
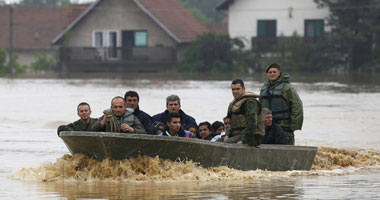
xmin=257 ymin=20 xmax=276 ymax=38
xmin=305 ymin=20 xmax=324 ymax=38
xmin=122 ymin=30 xmax=148 ymax=47
xmin=134 ymin=31 xmax=147 ymax=46
xmin=94 ymin=31 xmax=103 ymax=47
xmin=92 ymin=30 xmax=118 ymax=47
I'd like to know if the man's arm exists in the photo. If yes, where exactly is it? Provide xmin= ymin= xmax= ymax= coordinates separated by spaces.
xmin=241 ymin=99 xmax=259 ymax=146
xmin=132 ymin=117 xmax=146 ymax=134
xmin=283 ymin=84 xmax=303 ymax=131
xmin=91 ymin=116 xmax=106 ymax=132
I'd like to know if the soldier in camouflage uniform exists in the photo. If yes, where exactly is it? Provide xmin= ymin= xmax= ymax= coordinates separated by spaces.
xmin=260 ymin=63 xmax=303 ymax=145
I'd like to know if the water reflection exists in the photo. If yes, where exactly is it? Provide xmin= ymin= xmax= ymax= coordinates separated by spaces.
xmin=37 ymin=179 xmax=299 ymax=199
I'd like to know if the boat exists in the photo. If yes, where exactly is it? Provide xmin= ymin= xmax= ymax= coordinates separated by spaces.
xmin=59 ymin=131 xmax=318 ymax=171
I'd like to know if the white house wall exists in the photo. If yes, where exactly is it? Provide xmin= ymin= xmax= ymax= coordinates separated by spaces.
xmin=228 ymin=0 xmax=330 ymax=49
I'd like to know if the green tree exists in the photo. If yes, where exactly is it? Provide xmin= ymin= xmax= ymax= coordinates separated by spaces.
xmin=0 ymin=48 xmax=6 ymax=74
xmin=315 ymin=0 xmax=380 ymax=71
xmin=30 ymin=54 xmax=57 ymax=71
xmin=181 ymin=33 xmax=254 ymax=73
xmin=271 ymin=34 xmax=335 ymax=72
xmin=19 ymin=0 xmax=71 ymax=6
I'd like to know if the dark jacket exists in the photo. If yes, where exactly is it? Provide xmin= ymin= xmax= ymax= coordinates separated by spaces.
xmin=262 ymin=123 xmax=287 ymax=145
xmin=159 ymin=127 xmax=191 ymax=138
xmin=134 ymin=106 xmax=154 ymax=135
xmin=152 ymin=109 xmax=197 ymax=128
xmin=57 ymin=118 xmax=97 ymax=135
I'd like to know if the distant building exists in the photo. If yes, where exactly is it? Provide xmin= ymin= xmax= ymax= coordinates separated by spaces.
xmin=0 ymin=5 xmax=87 ymax=67
xmin=52 ymin=0 xmax=208 ymax=73
xmin=217 ymin=0 xmax=330 ymax=50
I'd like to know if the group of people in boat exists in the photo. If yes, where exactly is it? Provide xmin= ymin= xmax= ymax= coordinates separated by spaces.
xmin=57 ymin=63 xmax=304 ymax=146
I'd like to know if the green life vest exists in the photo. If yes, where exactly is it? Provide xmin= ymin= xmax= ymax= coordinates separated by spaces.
xmin=260 ymin=79 xmax=291 ymax=121
xmin=227 ymin=92 xmax=265 ymax=137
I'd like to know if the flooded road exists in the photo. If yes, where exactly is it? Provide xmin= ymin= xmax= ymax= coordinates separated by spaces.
xmin=1 ymin=75 xmax=380 ymax=199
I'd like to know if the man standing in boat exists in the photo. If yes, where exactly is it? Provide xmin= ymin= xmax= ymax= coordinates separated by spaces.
xmin=124 ymin=91 xmax=154 ymax=134
xmin=224 ymin=79 xmax=265 ymax=146
xmin=259 ymin=63 xmax=303 ymax=145
xmin=152 ymin=94 xmax=197 ymax=129
xmin=57 ymin=102 xmax=97 ymax=135
xmin=91 ymin=96 xmax=146 ymax=134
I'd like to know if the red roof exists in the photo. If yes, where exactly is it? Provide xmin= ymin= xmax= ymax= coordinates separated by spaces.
xmin=0 ymin=5 xmax=87 ymax=49
xmin=138 ymin=0 xmax=208 ymax=43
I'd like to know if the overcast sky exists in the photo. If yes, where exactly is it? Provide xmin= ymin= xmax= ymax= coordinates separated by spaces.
xmin=4 ymin=0 xmax=95 ymax=3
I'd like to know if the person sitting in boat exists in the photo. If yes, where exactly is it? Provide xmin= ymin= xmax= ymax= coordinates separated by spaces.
xmin=185 ymin=124 xmax=197 ymax=138
xmin=57 ymin=102 xmax=97 ymax=135
xmin=198 ymin=121 xmax=219 ymax=141
xmin=158 ymin=113 xmax=192 ymax=137
xmin=153 ymin=121 xmax=166 ymax=135
xmin=262 ymin=108 xmax=288 ymax=145
xmin=224 ymin=79 xmax=265 ymax=146
xmin=91 ymin=96 xmax=146 ymax=134
xmin=223 ymin=116 xmax=231 ymax=132
xmin=124 ymin=90 xmax=154 ymax=134
xmin=211 ymin=121 xmax=225 ymax=134
xmin=152 ymin=94 xmax=197 ymax=129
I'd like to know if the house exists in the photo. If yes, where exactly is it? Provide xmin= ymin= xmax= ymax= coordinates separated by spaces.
xmin=52 ymin=0 xmax=208 ymax=73
xmin=216 ymin=0 xmax=330 ymax=50
xmin=0 ymin=5 xmax=87 ymax=67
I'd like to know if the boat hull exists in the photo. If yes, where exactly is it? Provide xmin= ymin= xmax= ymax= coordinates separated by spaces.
xmin=59 ymin=131 xmax=317 ymax=171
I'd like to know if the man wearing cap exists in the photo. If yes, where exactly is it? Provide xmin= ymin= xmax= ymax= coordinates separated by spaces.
xmin=259 ymin=63 xmax=303 ymax=145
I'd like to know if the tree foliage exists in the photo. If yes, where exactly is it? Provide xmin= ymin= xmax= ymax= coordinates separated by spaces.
xmin=30 ymin=54 xmax=57 ymax=71
xmin=181 ymin=33 xmax=256 ymax=73
xmin=0 ymin=48 xmax=6 ymax=73
xmin=315 ymin=0 xmax=380 ymax=71
xmin=270 ymin=34 xmax=336 ymax=72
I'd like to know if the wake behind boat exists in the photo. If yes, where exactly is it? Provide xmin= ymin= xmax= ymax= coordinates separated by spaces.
xmin=59 ymin=131 xmax=317 ymax=171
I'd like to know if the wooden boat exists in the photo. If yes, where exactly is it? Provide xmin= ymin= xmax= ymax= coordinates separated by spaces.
xmin=59 ymin=131 xmax=317 ymax=171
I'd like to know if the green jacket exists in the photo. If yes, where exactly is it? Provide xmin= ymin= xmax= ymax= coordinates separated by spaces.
xmin=57 ymin=118 xmax=97 ymax=135
xmin=226 ymin=92 xmax=265 ymax=146
xmin=260 ymin=73 xmax=303 ymax=131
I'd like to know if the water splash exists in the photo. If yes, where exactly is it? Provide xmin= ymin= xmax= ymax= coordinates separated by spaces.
xmin=12 ymin=146 xmax=380 ymax=182
xmin=312 ymin=146 xmax=380 ymax=170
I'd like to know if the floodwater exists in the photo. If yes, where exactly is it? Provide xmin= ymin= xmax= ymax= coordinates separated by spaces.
xmin=1 ymin=74 xmax=380 ymax=199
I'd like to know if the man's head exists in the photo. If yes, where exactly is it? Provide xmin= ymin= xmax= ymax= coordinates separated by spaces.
xmin=111 ymin=96 xmax=126 ymax=117
xmin=231 ymin=79 xmax=245 ymax=99
xmin=166 ymin=95 xmax=181 ymax=113
xmin=166 ymin=112 xmax=181 ymax=134
xmin=77 ymin=102 xmax=91 ymax=121
xmin=266 ymin=63 xmax=281 ymax=82
xmin=124 ymin=91 xmax=139 ymax=110
xmin=262 ymin=108 xmax=272 ymax=127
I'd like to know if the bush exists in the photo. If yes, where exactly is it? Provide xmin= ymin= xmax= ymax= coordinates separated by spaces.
xmin=181 ymin=33 xmax=255 ymax=73
xmin=30 ymin=54 xmax=57 ymax=71
xmin=0 ymin=48 xmax=6 ymax=73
